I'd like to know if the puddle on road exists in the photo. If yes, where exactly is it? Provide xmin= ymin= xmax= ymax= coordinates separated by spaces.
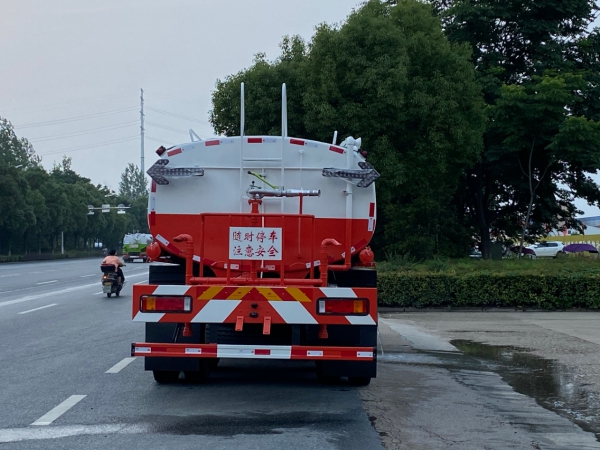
xmin=381 ymin=340 xmax=600 ymax=440
xmin=433 ymin=340 xmax=600 ymax=441
xmin=144 ymin=411 xmax=348 ymax=436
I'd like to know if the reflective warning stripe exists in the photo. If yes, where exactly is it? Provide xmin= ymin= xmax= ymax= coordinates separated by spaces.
xmin=131 ymin=343 xmax=375 ymax=361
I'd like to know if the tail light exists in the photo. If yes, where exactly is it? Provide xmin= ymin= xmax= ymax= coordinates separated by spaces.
xmin=317 ymin=298 xmax=368 ymax=315
xmin=141 ymin=295 xmax=192 ymax=313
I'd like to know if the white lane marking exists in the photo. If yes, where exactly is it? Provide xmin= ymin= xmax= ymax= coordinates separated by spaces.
xmin=18 ymin=304 xmax=58 ymax=315
xmin=80 ymin=274 xmax=95 ymax=278
xmin=134 ymin=280 xmax=148 ymax=285
xmin=93 ymin=292 xmax=104 ymax=296
xmin=0 ymin=272 xmax=149 ymax=308
xmin=0 ymin=424 xmax=143 ymax=443
xmin=0 ymin=283 xmax=98 ymax=308
xmin=105 ymin=357 xmax=136 ymax=374
xmin=36 ymin=280 xmax=58 ymax=285
xmin=31 ymin=395 xmax=87 ymax=426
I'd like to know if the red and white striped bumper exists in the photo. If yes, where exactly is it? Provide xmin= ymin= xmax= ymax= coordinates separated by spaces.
xmin=131 ymin=343 xmax=375 ymax=361
xmin=132 ymin=284 xmax=378 ymax=326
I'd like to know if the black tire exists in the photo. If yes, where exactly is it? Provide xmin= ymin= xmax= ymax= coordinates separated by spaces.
xmin=106 ymin=293 xmax=112 ymax=298
xmin=184 ymin=360 xmax=213 ymax=383
xmin=153 ymin=370 xmax=180 ymax=384
xmin=115 ymin=291 xmax=120 ymax=297
xmin=315 ymin=362 xmax=339 ymax=384
xmin=348 ymin=376 xmax=371 ymax=386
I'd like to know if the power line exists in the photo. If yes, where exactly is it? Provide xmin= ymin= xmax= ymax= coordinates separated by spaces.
xmin=146 ymin=121 xmax=189 ymax=135
xmin=4 ymin=91 xmax=133 ymax=115
xmin=29 ymin=121 xmax=138 ymax=142
xmin=146 ymin=136 xmax=176 ymax=146
xmin=37 ymin=135 xmax=139 ymax=156
xmin=145 ymin=106 xmax=210 ymax=125
xmin=146 ymin=90 xmax=208 ymax=107
xmin=15 ymin=106 xmax=138 ymax=129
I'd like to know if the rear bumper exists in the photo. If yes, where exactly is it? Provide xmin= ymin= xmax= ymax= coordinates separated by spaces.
xmin=131 ymin=342 xmax=375 ymax=361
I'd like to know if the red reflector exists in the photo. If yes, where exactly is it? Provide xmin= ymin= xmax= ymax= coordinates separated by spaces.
xmin=167 ymin=148 xmax=182 ymax=157
xmin=318 ymin=298 xmax=368 ymax=315
xmin=205 ymin=139 xmax=220 ymax=146
xmin=329 ymin=145 xmax=344 ymax=154
xmin=247 ymin=137 xmax=262 ymax=144
xmin=290 ymin=139 xmax=305 ymax=146
xmin=255 ymin=349 xmax=271 ymax=356
xmin=140 ymin=295 xmax=191 ymax=313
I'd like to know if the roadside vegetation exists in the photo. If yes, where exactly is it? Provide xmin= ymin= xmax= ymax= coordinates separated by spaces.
xmin=377 ymin=255 xmax=600 ymax=309
xmin=0 ymin=119 xmax=149 ymax=257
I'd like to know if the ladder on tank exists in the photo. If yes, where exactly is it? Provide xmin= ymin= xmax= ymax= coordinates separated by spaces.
xmin=238 ymin=82 xmax=287 ymax=213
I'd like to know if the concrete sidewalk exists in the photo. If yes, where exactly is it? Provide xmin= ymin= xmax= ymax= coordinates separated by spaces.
xmin=358 ymin=312 xmax=600 ymax=449
xmin=379 ymin=310 xmax=600 ymax=393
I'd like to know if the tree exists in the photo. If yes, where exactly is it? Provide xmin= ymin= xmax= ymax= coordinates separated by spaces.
xmin=489 ymin=73 xmax=600 ymax=253
xmin=0 ymin=117 xmax=40 ymax=169
xmin=211 ymin=35 xmax=309 ymax=137
xmin=210 ymin=0 xmax=485 ymax=259
xmin=119 ymin=163 xmax=148 ymax=200
xmin=432 ymin=0 xmax=600 ymax=257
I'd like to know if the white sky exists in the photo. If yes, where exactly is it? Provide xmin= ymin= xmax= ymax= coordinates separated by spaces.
xmin=2 ymin=0 xmax=599 ymax=217
xmin=1 ymin=0 xmax=360 ymax=188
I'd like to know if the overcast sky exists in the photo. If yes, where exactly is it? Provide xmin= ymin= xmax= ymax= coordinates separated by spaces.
xmin=1 ymin=0 xmax=360 ymax=186
xmin=2 ymin=0 xmax=599 ymax=217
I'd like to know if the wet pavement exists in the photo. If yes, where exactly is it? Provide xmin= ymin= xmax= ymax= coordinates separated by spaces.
xmin=361 ymin=316 xmax=600 ymax=449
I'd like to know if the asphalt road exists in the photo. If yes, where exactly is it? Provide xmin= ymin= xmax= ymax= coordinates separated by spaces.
xmin=0 ymin=259 xmax=382 ymax=450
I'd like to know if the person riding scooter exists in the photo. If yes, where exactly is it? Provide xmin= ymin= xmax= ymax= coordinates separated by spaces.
xmin=102 ymin=249 xmax=125 ymax=283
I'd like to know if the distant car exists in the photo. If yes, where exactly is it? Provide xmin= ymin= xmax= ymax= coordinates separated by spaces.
xmin=469 ymin=249 xmax=482 ymax=259
xmin=526 ymin=241 xmax=564 ymax=258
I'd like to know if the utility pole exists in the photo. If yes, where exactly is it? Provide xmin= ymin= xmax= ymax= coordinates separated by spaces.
xmin=140 ymin=88 xmax=145 ymax=175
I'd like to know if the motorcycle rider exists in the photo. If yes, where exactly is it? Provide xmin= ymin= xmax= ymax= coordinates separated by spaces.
xmin=102 ymin=249 xmax=125 ymax=283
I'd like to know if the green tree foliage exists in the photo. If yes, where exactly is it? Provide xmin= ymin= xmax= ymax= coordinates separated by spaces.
xmin=119 ymin=163 xmax=149 ymax=200
xmin=0 ymin=118 xmax=40 ymax=168
xmin=0 ymin=117 xmax=149 ymax=255
xmin=211 ymin=0 xmax=484 ymax=259
xmin=432 ymin=0 xmax=600 ymax=258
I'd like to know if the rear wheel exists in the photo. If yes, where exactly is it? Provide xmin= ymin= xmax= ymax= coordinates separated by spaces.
xmin=106 ymin=293 xmax=112 ymax=298
xmin=184 ymin=360 xmax=213 ymax=383
xmin=153 ymin=370 xmax=180 ymax=384
xmin=349 ymin=376 xmax=371 ymax=386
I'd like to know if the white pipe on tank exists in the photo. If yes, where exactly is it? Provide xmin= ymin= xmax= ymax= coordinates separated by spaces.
xmin=281 ymin=83 xmax=288 ymax=138
xmin=345 ymin=137 xmax=354 ymax=220
xmin=240 ymin=82 xmax=245 ymax=137
xmin=240 ymin=82 xmax=245 ymax=212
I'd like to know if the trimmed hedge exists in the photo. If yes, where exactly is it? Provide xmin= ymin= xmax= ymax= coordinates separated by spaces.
xmin=378 ymin=273 xmax=600 ymax=309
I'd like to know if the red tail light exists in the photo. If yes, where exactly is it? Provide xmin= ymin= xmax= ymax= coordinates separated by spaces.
xmin=317 ymin=298 xmax=368 ymax=315
xmin=141 ymin=295 xmax=192 ymax=313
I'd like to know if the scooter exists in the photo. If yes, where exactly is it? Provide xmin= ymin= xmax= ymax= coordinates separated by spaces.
xmin=100 ymin=264 xmax=125 ymax=297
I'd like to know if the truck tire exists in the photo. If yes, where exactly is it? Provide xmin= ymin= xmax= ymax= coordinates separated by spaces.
xmin=184 ymin=360 xmax=213 ymax=384
xmin=153 ymin=370 xmax=180 ymax=384
xmin=348 ymin=376 xmax=371 ymax=386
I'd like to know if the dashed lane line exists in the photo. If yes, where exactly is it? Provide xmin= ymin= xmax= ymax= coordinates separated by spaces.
xmin=31 ymin=395 xmax=87 ymax=426
xmin=35 ymin=280 xmax=58 ymax=285
xmin=105 ymin=357 xmax=137 ymax=374
xmin=18 ymin=304 xmax=58 ymax=315
xmin=0 ymin=272 xmax=148 ymax=308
